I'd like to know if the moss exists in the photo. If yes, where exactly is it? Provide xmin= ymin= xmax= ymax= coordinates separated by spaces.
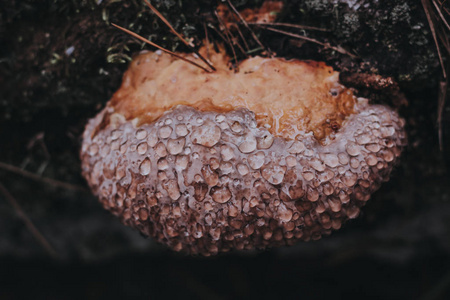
xmin=287 ymin=0 xmax=439 ymax=90
xmin=337 ymin=12 xmax=360 ymax=39
xmin=303 ymin=0 xmax=334 ymax=14
xmin=390 ymin=3 xmax=412 ymax=25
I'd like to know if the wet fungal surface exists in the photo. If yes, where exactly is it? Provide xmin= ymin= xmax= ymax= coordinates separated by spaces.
xmin=81 ymin=50 xmax=406 ymax=256
xmin=103 ymin=49 xmax=356 ymax=142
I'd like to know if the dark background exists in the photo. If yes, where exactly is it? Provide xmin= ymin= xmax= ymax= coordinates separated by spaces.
xmin=1 ymin=1 xmax=450 ymax=299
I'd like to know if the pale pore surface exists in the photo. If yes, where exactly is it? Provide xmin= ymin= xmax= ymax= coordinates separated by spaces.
xmin=107 ymin=50 xmax=356 ymax=141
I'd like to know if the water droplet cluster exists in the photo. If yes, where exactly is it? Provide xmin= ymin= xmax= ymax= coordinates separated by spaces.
xmin=81 ymin=101 xmax=406 ymax=256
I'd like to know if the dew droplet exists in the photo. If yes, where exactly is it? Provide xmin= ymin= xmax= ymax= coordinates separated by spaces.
xmin=193 ymin=182 xmax=208 ymax=202
xmin=175 ymin=124 xmax=188 ymax=137
xmin=339 ymin=190 xmax=350 ymax=203
xmin=365 ymin=143 xmax=381 ymax=153
xmin=139 ymin=158 xmax=151 ymax=175
xmin=191 ymin=121 xmax=221 ymax=147
xmin=261 ymin=165 xmax=286 ymax=185
xmin=318 ymin=169 xmax=334 ymax=182
xmin=277 ymin=204 xmax=293 ymax=223
xmin=342 ymin=170 xmax=358 ymax=187
xmin=350 ymin=157 xmax=360 ymax=169
xmin=346 ymin=206 xmax=360 ymax=219
xmin=248 ymin=151 xmax=265 ymax=169
xmin=356 ymin=133 xmax=372 ymax=145
xmin=288 ymin=181 xmax=305 ymax=199
xmin=285 ymin=156 xmax=297 ymax=167
xmin=262 ymin=229 xmax=272 ymax=240
xmin=346 ymin=142 xmax=361 ymax=156
xmin=338 ymin=152 xmax=349 ymax=165
xmin=215 ymin=114 xmax=225 ymax=122
xmin=220 ymin=145 xmax=235 ymax=161
xmin=154 ymin=142 xmax=167 ymax=157
xmin=359 ymin=179 xmax=371 ymax=188
xmin=137 ymin=142 xmax=148 ymax=155
xmin=244 ymin=224 xmax=255 ymax=235
xmin=146 ymin=193 xmax=158 ymax=207
xmin=167 ymin=137 xmax=185 ymax=155
xmin=175 ymin=155 xmax=189 ymax=169
xmin=320 ymin=153 xmax=339 ymax=168
xmin=100 ymin=145 xmax=110 ymax=157
xmin=147 ymin=131 xmax=158 ymax=147
xmin=306 ymin=187 xmax=319 ymax=201
xmin=138 ymin=208 xmax=148 ymax=221
xmin=163 ymin=179 xmax=181 ymax=200
xmin=323 ymin=182 xmax=334 ymax=195
xmin=111 ymin=140 xmax=120 ymax=151
xmin=111 ymin=130 xmax=123 ymax=140
xmin=288 ymin=141 xmax=306 ymax=154
xmin=309 ymin=158 xmax=325 ymax=172
xmin=158 ymin=170 xmax=167 ymax=181
xmin=136 ymin=129 xmax=148 ymax=140
xmin=365 ymin=153 xmax=378 ymax=166
xmin=228 ymin=204 xmax=239 ymax=217
xmin=209 ymin=227 xmax=221 ymax=241
xmin=210 ymin=186 xmax=232 ymax=203
xmin=382 ymin=150 xmax=394 ymax=162
xmin=159 ymin=126 xmax=173 ymax=139
xmin=257 ymin=134 xmax=274 ymax=149
xmin=237 ymin=163 xmax=249 ymax=175
xmin=381 ymin=126 xmax=395 ymax=137
xmin=209 ymin=157 xmax=220 ymax=170
xmin=302 ymin=171 xmax=314 ymax=181
xmin=328 ymin=197 xmax=342 ymax=212
xmin=220 ymin=162 xmax=233 ymax=174
xmin=88 ymin=143 xmax=99 ymax=156
xmin=157 ymin=158 xmax=169 ymax=170
xmin=204 ymin=213 xmax=213 ymax=225
xmin=231 ymin=121 xmax=243 ymax=133
xmin=238 ymin=133 xmax=257 ymax=153
xmin=202 ymin=165 xmax=219 ymax=186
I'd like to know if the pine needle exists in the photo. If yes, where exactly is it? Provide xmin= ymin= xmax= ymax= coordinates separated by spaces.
xmin=143 ymin=0 xmax=216 ymax=71
xmin=112 ymin=23 xmax=213 ymax=73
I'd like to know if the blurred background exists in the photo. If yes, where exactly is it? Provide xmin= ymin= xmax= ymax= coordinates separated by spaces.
xmin=1 ymin=0 xmax=450 ymax=299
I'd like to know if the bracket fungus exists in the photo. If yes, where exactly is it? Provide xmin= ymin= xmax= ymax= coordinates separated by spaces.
xmin=81 ymin=48 xmax=406 ymax=255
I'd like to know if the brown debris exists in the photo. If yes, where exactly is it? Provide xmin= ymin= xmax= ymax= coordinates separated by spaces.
xmin=339 ymin=72 xmax=409 ymax=108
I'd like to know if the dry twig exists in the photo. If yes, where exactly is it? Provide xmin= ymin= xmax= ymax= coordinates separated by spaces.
xmin=260 ymin=26 xmax=357 ymax=58
xmin=0 ymin=183 xmax=58 ymax=258
xmin=247 ymin=22 xmax=329 ymax=32
xmin=0 ymin=161 xmax=88 ymax=192
xmin=438 ymin=80 xmax=447 ymax=151
xmin=422 ymin=0 xmax=449 ymax=151
xmin=423 ymin=0 xmax=447 ymax=78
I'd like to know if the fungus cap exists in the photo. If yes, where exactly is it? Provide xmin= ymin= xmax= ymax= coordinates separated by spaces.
xmin=81 ymin=50 xmax=406 ymax=255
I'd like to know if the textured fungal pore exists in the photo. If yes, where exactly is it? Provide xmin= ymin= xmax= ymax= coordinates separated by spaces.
xmin=81 ymin=50 xmax=406 ymax=255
